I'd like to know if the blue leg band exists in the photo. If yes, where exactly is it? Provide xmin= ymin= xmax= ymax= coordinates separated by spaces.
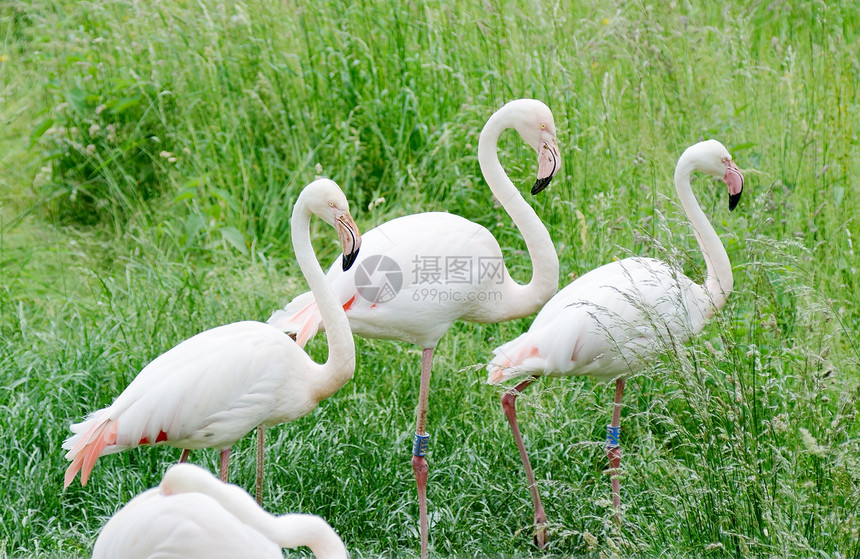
xmin=606 ymin=425 xmax=621 ymax=448
xmin=413 ymin=433 xmax=430 ymax=457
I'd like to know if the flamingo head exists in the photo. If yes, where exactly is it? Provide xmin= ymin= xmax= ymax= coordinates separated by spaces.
xmin=689 ymin=139 xmax=745 ymax=211
xmin=502 ymin=99 xmax=562 ymax=195
xmin=300 ymin=179 xmax=363 ymax=271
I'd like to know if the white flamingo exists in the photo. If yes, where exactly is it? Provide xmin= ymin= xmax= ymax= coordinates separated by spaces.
xmin=486 ymin=139 xmax=744 ymax=546
xmin=92 ymin=463 xmax=348 ymax=559
xmin=268 ymin=99 xmax=562 ymax=558
xmin=63 ymin=179 xmax=362 ymax=501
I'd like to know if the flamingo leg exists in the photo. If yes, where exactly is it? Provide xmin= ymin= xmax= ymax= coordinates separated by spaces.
xmin=606 ymin=377 xmax=626 ymax=525
xmin=256 ymin=427 xmax=265 ymax=505
xmin=219 ymin=448 xmax=231 ymax=482
xmin=500 ymin=378 xmax=548 ymax=549
xmin=178 ymin=448 xmax=190 ymax=463
xmin=412 ymin=347 xmax=434 ymax=559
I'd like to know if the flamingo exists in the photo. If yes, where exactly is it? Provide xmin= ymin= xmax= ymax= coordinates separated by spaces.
xmin=92 ymin=463 xmax=348 ymax=559
xmin=486 ymin=139 xmax=744 ymax=546
xmin=268 ymin=99 xmax=562 ymax=558
xmin=63 ymin=179 xmax=362 ymax=502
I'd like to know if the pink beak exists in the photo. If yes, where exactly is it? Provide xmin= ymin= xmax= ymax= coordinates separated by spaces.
xmin=532 ymin=130 xmax=561 ymax=195
xmin=724 ymin=159 xmax=744 ymax=211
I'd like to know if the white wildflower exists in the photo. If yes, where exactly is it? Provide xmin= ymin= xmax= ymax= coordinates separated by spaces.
xmin=772 ymin=413 xmax=788 ymax=434
xmin=34 ymin=164 xmax=52 ymax=187
xmin=799 ymin=427 xmax=826 ymax=457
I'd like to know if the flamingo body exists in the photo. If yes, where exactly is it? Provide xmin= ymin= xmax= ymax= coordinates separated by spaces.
xmin=93 ymin=490 xmax=283 ymax=559
xmin=488 ymin=256 xmax=713 ymax=384
xmin=64 ymin=323 xmax=319 ymax=472
xmin=270 ymin=211 xmax=541 ymax=348
xmin=92 ymin=463 xmax=347 ymax=559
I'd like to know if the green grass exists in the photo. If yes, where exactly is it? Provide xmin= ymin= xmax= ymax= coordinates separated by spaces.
xmin=2 ymin=0 xmax=859 ymax=557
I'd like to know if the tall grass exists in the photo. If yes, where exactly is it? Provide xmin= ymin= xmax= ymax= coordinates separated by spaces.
xmin=1 ymin=0 xmax=858 ymax=557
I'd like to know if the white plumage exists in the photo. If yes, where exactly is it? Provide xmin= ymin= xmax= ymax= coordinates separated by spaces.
xmin=487 ymin=139 xmax=744 ymax=545
xmin=63 ymin=179 xmax=362 ymax=489
xmin=488 ymin=256 xmax=713 ymax=383
xmin=268 ymin=99 xmax=563 ymax=559
xmin=92 ymin=463 xmax=347 ymax=559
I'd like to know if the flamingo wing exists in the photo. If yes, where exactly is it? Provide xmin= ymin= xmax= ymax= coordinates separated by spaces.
xmin=488 ymin=257 xmax=712 ymax=383
xmin=92 ymin=489 xmax=282 ymax=559
xmin=269 ymin=212 xmax=508 ymax=348
xmin=64 ymin=321 xmax=311 ymax=486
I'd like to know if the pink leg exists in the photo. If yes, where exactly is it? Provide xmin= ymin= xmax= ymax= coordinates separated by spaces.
xmin=606 ymin=378 xmax=626 ymax=525
xmin=501 ymin=379 xmax=548 ymax=549
xmin=412 ymin=347 xmax=434 ymax=559
xmin=256 ymin=427 xmax=264 ymax=505
xmin=219 ymin=448 xmax=231 ymax=482
xmin=178 ymin=448 xmax=190 ymax=463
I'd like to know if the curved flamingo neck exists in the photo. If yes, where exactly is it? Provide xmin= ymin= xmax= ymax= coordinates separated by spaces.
xmin=673 ymin=152 xmax=733 ymax=313
xmin=477 ymin=108 xmax=559 ymax=318
xmin=169 ymin=475 xmax=347 ymax=558
xmin=269 ymin=515 xmax=348 ymax=559
xmin=291 ymin=201 xmax=355 ymax=401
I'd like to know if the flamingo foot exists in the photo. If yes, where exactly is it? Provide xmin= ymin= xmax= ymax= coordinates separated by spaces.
xmin=606 ymin=441 xmax=622 ymax=525
xmin=500 ymin=380 xmax=549 ymax=548
xmin=534 ymin=509 xmax=548 ymax=549
xmin=412 ymin=452 xmax=429 ymax=559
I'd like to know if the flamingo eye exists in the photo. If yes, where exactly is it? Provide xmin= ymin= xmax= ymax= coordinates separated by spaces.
xmin=328 ymin=201 xmax=335 ymax=208
xmin=540 ymin=123 xmax=546 ymax=130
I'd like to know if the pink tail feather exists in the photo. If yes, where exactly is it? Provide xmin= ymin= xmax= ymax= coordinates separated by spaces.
xmin=269 ymin=299 xmax=321 ymax=348
xmin=64 ymin=420 xmax=118 ymax=488
xmin=291 ymin=297 xmax=355 ymax=348
xmin=295 ymin=304 xmax=319 ymax=348
xmin=488 ymin=343 xmax=542 ymax=384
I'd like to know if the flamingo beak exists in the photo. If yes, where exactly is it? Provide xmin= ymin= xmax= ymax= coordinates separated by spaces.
xmin=532 ymin=130 xmax=561 ymax=195
xmin=334 ymin=210 xmax=362 ymax=271
xmin=724 ymin=159 xmax=744 ymax=212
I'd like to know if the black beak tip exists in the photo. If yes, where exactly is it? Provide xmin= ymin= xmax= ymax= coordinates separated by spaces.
xmin=342 ymin=248 xmax=360 ymax=271
xmin=728 ymin=191 xmax=742 ymax=212
xmin=341 ymin=249 xmax=359 ymax=271
xmin=531 ymin=176 xmax=552 ymax=195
